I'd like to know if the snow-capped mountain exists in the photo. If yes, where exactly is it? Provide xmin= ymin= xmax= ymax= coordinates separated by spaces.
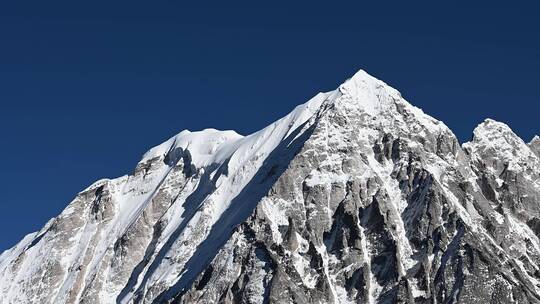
xmin=1 ymin=70 xmax=539 ymax=303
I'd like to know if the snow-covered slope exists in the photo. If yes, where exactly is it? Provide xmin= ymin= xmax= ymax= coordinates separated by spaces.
xmin=1 ymin=70 xmax=539 ymax=303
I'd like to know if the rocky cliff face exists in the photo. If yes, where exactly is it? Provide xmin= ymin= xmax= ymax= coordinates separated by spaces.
xmin=1 ymin=70 xmax=539 ymax=304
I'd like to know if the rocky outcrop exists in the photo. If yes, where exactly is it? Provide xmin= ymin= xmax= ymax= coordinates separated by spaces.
xmin=1 ymin=70 xmax=539 ymax=303
xmin=530 ymin=136 xmax=540 ymax=158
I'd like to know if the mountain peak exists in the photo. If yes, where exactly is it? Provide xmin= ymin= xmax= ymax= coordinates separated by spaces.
xmin=2 ymin=70 xmax=540 ymax=304
xmin=141 ymin=128 xmax=244 ymax=168
xmin=468 ymin=118 xmax=524 ymax=148
xmin=529 ymin=135 xmax=540 ymax=157
xmin=464 ymin=118 xmax=539 ymax=175
xmin=336 ymin=69 xmax=402 ymax=115
xmin=341 ymin=69 xmax=377 ymax=85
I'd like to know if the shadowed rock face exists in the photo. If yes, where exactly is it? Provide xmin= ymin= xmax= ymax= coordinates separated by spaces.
xmin=1 ymin=70 xmax=539 ymax=304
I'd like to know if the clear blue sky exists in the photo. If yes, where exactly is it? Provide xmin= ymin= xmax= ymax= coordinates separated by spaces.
xmin=1 ymin=1 xmax=538 ymax=250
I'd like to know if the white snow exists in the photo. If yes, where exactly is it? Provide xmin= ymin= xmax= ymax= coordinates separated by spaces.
xmin=141 ymin=129 xmax=244 ymax=168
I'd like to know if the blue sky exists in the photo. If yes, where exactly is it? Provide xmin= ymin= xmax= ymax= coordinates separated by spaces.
xmin=0 ymin=1 xmax=538 ymax=250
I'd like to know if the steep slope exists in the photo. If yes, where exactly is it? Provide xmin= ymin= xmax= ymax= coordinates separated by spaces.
xmin=1 ymin=70 xmax=539 ymax=304
xmin=176 ymin=71 xmax=540 ymax=304
xmin=0 ymin=89 xmax=328 ymax=304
